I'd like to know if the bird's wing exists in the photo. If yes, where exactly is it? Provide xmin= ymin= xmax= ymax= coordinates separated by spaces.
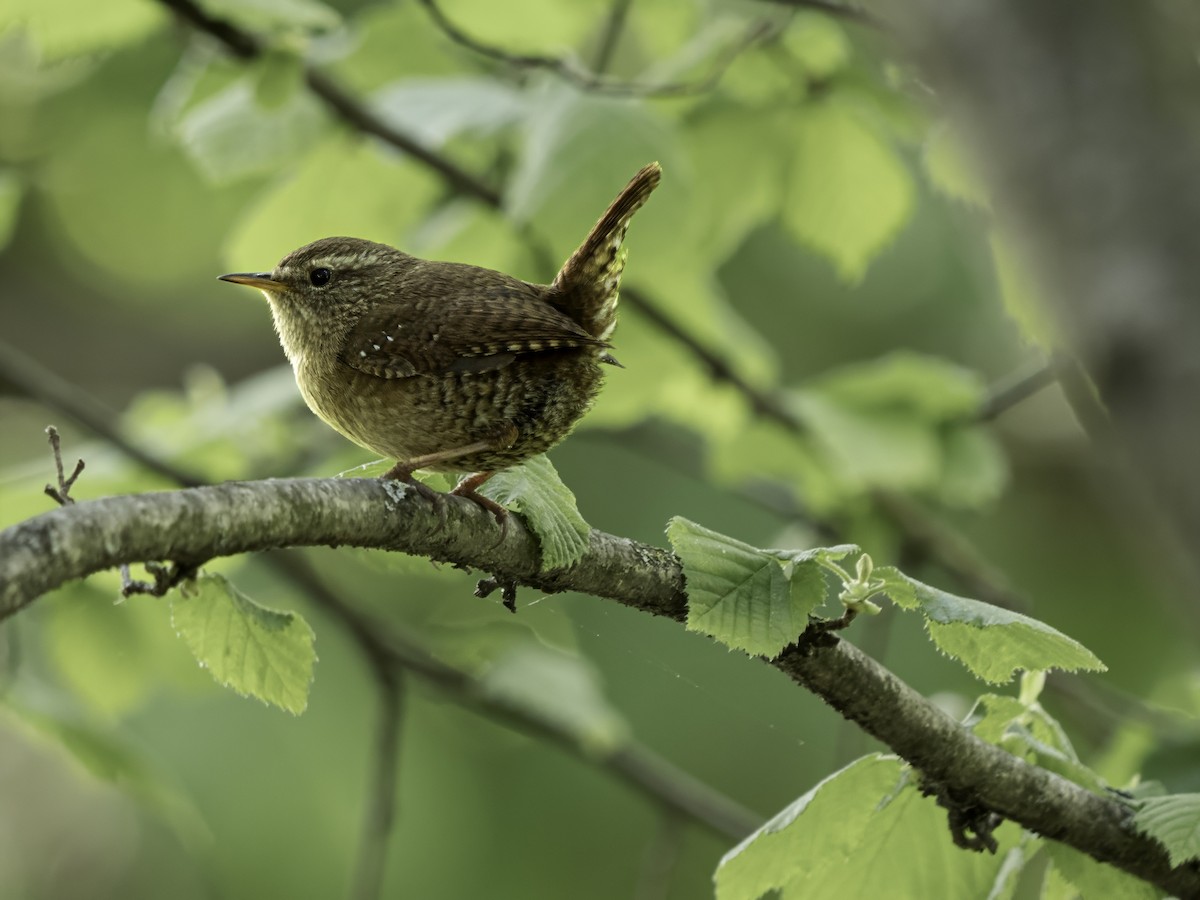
xmin=340 ymin=268 xmax=606 ymax=379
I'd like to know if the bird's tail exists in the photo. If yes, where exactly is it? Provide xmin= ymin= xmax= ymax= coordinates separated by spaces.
xmin=550 ymin=162 xmax=662 ymax=340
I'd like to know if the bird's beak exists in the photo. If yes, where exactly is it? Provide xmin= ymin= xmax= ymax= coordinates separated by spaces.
xmin=218 ymin=272 xmax=282 ymax=293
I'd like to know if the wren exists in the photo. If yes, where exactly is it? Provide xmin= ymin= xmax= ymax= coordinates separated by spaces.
xmin=220 ymin=162 xmax=661 ymax=522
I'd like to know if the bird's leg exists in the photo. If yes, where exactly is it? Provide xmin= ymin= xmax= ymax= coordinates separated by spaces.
xmin=381 ymin=439 xmax=494 ymax=512
xmin=452 ymin=471 xmax=506 ymax=525
xmin=381 ymin=427 xmax=519 ymax=527
xmin=452 ymin=424 xmax=520 ymax=528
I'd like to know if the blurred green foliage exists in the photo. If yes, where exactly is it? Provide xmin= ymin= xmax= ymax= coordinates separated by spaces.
xmin=1 ymin=0 xmax=1198 ymax=898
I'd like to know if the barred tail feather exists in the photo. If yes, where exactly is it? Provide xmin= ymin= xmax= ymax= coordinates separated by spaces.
xmin=550 ymin=162 xmax=662 ymax=339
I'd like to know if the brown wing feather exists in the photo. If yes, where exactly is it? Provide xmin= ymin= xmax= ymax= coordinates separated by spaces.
xmin=341 ymin=268 xmax=606 ymax=379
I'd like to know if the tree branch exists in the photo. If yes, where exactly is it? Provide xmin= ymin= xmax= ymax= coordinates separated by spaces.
xmin=1 ymin=482 xmax=1194 ymax=895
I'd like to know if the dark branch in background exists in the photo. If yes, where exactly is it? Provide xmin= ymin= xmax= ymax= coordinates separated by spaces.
xmin=0 ymin=341 xmax=204 ymax=488
xmin=266 ymin=552 xmax=761 ymax=842
xmin=349 ymin=662 xmax=404 ymax=900
xmin=1 ymin=485 xmax=1195 ymax=896
xmin=592 ymin=0 xmax=634 ymax=76
xmin=0 ymin=341 xmax=759 ymax=843
xmin=974 ymin=358 xmax=1056 ymax=422
xmin=415 ymin=0 xmax=781 ymax=98
xmin=757 ymin=0 xmax=884 ymax=28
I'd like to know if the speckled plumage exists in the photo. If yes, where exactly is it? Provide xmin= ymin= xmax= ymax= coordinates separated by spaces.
xmin=220 ymin=163 xmax=661 ymax=510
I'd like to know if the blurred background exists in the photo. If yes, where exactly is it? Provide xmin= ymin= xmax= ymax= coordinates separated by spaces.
xmin=1 ymin=0 xmax=1197 ymax=897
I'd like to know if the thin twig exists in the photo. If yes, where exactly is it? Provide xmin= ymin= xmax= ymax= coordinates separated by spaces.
xmin=974 ymin=358 xmax=1057 ymax=422
xmin=416 ymin=0 xmax=779 ymax=98
xmin=43 ymin=426 xmax=84 ymax=507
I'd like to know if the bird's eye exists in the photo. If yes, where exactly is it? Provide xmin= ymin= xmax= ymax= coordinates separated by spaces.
xmin=309 ymin=267 xmax=332 ymax=287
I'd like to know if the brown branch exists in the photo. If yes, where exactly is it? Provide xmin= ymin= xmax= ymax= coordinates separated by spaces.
xmin=1 ymin=482 xmax=1194 ymax=895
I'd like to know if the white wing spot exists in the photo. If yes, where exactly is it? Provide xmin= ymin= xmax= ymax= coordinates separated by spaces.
xmin=386 ymin=335 xmax=394 ymax=341
xmin=359 ymin=350 xmax=367 ymax=358
xmin=372 ymin=343 xmax=380 ymax=350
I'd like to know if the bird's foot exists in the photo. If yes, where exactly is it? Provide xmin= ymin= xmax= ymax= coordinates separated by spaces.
xmin=453 ymin=472 xmax=509 ymax=546
xmin=381 ymin=462 xmax=448 ymax=529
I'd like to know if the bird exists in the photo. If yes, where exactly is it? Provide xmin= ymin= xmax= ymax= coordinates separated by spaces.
xmin=219 ymin=162 xmax=661 ymax=524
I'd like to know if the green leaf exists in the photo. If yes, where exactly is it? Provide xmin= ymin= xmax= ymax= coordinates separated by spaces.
xmin=505 ymin=82 xmax=682 ymax=265
xmin=716 ymin=754 xmax=1021 ymax=900
xmin=176 ymin=72 xmax=322 ymax=184
xmin=1045 ymin=843 xmax=1162 ymax=900
xmin=225 ymin=135 xmax=441 ymax=268
xmin=682 ymin=103 xmax=786 ymax=262
xmin=0 ymin=0 xmax=162 ymax=59
xmin=793 ymin=390 xmax=942 ymax=492
xmin=937 ymin=426 xmax=1008 ymax=509
xmin=482 ymin=455 xmax=590 ymax=572
xmin=806 ymin=351 xmax=986 ymax=421
xmin=782 ymin=13 xmax=850 ymax=78
xmin=170 ymin=573 xmax=316 ymax=714
xmin=878 ymin=569 xmax=1106 ymax=683
xmin=480 ymin=642 xmax=627 ymax=754
xmin=45 ymin=580 xmax=212 ymax=718
xmin=667 ymin=518 xmax=850 ymax=657
xmin=200 ymin=0 xmax=341 ymax=33
xmin=967 ymin=694 xmax=1108 ymax=793
xmin=923 ymin=122 xmax=989 ymax=208
xmin=990 ymin=231 xmax=1058 ymax=351
xmin=783 ymin=98 xmax=915 ymax=282
xmin=371 ymin=77 xmax=526 ymax=148
xmin=1133 ymin=794 xmax=1200 ymax=867
xmin=789 ymin=353 xmax=1006 ymax=506
xmin=432 ymin=0 xmax=607 ymax=55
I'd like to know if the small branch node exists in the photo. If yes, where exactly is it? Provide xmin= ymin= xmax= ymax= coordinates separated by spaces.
xmin=922 ymin=781 xmax=1002 ymax=854
xmin=120 ymin=561 xmax=199 ymax=598
xmin=43 ymin=426 xmax=86 ymax=507
xmin=475 ymin=576 xmax=518 ymax=613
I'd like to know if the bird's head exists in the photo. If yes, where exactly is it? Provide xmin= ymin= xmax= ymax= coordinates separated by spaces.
xmin=220 ymin=236 xmax=413 ymax=365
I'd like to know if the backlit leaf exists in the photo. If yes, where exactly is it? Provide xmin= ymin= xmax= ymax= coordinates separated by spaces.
xmin=171 ymin=573 xmax=316 ymax=714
